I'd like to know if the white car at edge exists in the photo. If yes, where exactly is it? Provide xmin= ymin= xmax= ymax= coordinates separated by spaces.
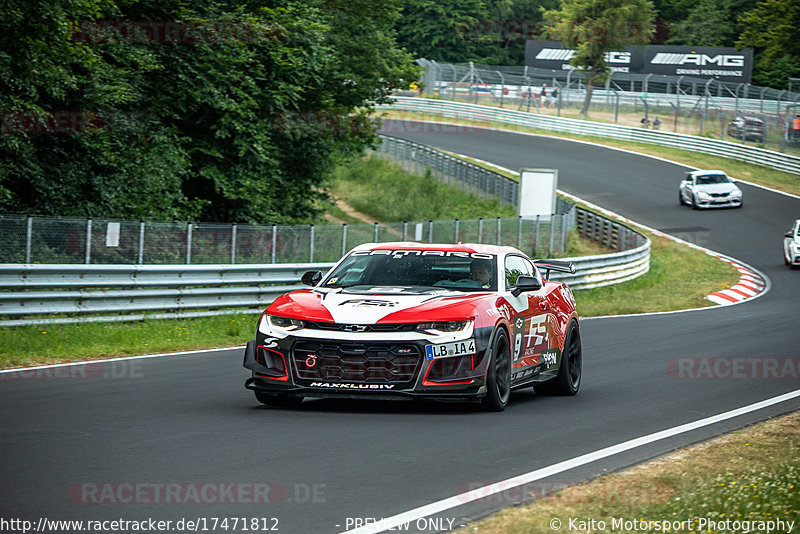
xmin=783 ymin=219 xmax=800 ymax=268
xmin=679 ymin=170 xmax=743 ymax=209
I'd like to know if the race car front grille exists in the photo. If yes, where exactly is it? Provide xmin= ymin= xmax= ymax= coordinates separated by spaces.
xmin=291 ymin=341 xmax=422 ymax=385
xmin=709 ymin=192 xmax=730 ymax=198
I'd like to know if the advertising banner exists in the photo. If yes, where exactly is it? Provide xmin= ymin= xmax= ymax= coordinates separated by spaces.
xmin=525 ymin=41 xmax=752 ymax=82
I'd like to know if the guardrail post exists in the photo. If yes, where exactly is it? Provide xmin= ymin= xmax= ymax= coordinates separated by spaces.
xmin=342 ymin=224 xmax=348 ymax=256
xmin=138 ymin=221 xmax=145 ymax=265
xmin=403 ymin=221 xmax=408 ymax=241
xmin=428 ymin=220 xmax=433 ymax=243
xmin=186 ymin=222 xmax=192 ymax=264
xmin=85 ymin=218 xmax=92 ymax=264
xmin=374 ymin=222 xmax=379 ymax=242
xmin=477 ymin=218 xmax=483 ymax=244
xmin=454 ymin=218 xmax=459 ymax=243
xmin=25 ymin=216 xmax=32 ymax=264
xmin=309 ymin=224 xmax=315 ymax=262
xmin=496 ymin=217 xmax=501 ymax=245
xmin=271 ymin=224 xmax=277 ymax=263
xmin=230 ymin=223 xmax=237 ymax=264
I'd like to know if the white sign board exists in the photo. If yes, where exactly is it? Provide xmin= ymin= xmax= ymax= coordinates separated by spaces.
xmin=105 ymin=222 xmax=120 ymax=247
xmin=518 ymin=168 xmax=558 ymax=218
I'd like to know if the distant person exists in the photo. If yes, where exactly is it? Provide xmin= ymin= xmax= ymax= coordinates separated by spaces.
xmin=541 ymin=84 xmax=548 ymax=108
xmin=652 ymin=116 xmax=661 ymax=129
xmin=550 ymin=87 xmax=558 ymax=108
xmin=640 ymin=117 xmax=650 ymax=128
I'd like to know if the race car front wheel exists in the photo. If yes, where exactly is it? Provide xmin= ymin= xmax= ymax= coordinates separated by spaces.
xmin=482 ymin=329 xmax=511 ymax=412
xmin=255 ymin=392 xmax=304 ymax=408
xmin=535 ymin=319 xmax=581 ymax=396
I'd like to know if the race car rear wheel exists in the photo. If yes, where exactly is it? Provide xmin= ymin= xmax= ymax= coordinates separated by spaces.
xmin=255 ymin=392 xmax=304 ymax=408
xmin=481 ymin=329 xmax=511 ymax=412
xmin=535 ymin=319 xmax=581 ymax=396
xmin=679 ymin=191 xmax=685 ymax=205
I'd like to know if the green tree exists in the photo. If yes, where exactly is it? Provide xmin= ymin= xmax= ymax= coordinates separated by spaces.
xmin=543 ymin=0 xmax=655 ymax=116
xmin=395 ymin=0 xmax=489 ymax=64
xmin=737 ymin=0 xmax=800 ymax=89
xmin=665 ymin=0 xmax=753 ymax=47
xmin=0 ymin=0 xmax=418 ymax=223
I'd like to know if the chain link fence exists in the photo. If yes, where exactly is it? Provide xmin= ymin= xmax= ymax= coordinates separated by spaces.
xmin=1 ymin=137 xmax=579 ymax=265
xmin=417 ymin=59 xmax=800 ymax=155
xmin=0 ymin=212 xmax=577 ymax=265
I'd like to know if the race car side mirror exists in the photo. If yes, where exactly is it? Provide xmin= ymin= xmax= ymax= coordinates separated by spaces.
xmin=301 ymin=270 xmax=323 ymax=286
xmin=512 ymin=275 xmax=542 ymax=297
xmin=786 ymin=232 xmax=793 ymax=238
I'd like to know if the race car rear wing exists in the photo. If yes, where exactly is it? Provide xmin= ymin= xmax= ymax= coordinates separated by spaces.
xmin=533 ymin=259 xmax=576 ymax=279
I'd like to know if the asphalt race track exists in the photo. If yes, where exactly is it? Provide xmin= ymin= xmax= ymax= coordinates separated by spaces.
xmin=1 ymin=120 xmax=799 ymax=533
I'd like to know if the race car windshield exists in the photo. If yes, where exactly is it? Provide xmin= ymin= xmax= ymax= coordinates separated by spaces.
xmin=323 ymin=251 xmax=498 ymax=292
xmin=696 ymin=174 xmax=729 ymax=185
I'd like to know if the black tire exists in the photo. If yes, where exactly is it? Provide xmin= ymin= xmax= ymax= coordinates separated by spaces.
xmin=534 ymin=320 xmax=581 ymax=396
xmin=691 ymin=195 xmax=699 ymax=210
xmin=481 ymin=329 xmax=511 ymax=412
xmin=254 ymin=392 xmax=304 ymax=407
xmin=679 ymin=191 xmax=685 ymax=206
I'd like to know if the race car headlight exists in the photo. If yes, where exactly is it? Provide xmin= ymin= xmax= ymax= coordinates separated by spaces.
xmin=730 ymin=189 xmax=742 ymax=197
xmin=417 ymin=320 xmax=472 ymax=335
xmin=265 ymin=315 xmax=304 ymax=331
xmin=696 ymin=191 xmax=711 ymax=200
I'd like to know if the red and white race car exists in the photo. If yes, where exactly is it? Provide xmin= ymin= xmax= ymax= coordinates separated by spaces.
xmin=243 ymin=242 xmax=581 ymax=411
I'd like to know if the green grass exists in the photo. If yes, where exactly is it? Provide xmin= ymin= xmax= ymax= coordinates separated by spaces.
xmin=328 ymin=157 xmax=518 ymax=221
xmin=574 ymin=228 xmax=737 ymax=316
xmin=0 ymin=314 xmax=258 ymax=368
xmin=454 ymin=411 xmax=800 ymax=534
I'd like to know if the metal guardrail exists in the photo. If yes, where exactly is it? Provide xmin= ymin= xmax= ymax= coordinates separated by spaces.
xmin=0 ymin=263 xmax=331 ymax=326
xmin=380 ymin=97 xmax=800 ymax=175
xmin=0 ymin=209 xmax=648 ymax=325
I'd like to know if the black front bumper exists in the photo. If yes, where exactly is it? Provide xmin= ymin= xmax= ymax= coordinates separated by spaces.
xmin=242 ymin=329 xmax=493 ymax=402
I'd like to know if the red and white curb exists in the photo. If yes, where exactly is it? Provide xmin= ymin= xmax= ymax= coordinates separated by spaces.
xmin=707 ymin=259 xmax=767 ymax=305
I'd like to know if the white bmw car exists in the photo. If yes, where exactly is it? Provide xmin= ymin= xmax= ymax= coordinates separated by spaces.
xmin=784 ymin=219 xmax=800 ymax=268
xmin=679 ymin=170 xmax=743 ymax=209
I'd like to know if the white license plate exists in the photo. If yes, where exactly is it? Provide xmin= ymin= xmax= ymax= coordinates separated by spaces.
xmin=425 ymin=339 xmax=476 ymax=360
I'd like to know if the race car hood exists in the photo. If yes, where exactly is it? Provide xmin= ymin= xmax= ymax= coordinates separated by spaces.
xmin=267 ymin=287 xmax=493 ymax=324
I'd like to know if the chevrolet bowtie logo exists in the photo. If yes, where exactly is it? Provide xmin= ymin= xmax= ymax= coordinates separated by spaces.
xmin=342 ymin=324 xmax=368 ymax=332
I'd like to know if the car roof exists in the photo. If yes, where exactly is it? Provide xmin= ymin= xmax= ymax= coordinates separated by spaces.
xmin=688 ymin=170 xmax=726 ymax=177
xmin=351 ymin=242 xmax=526 ymax=257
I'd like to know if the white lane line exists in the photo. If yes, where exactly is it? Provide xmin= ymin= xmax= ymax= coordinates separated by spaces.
xmin=339 ymin=389 xmax=800 ymax=534
xmin=0 ymin=346 xmax=245 ymax=375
